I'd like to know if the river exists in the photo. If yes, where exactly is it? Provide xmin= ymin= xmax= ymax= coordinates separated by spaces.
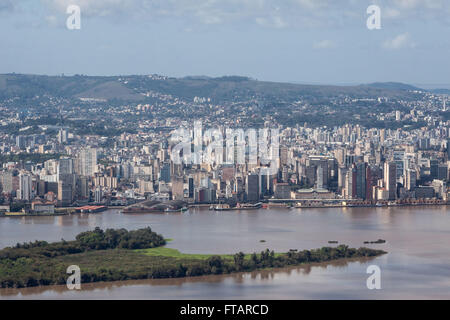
xmin=0 ymin=206 xmax=449 ymax=299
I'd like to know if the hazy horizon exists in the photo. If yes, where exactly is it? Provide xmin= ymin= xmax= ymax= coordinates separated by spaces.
xmin=3 ymin=72 xmax=450 ymax=90
xmin=1 ymin=1 xmax=450 ymax=86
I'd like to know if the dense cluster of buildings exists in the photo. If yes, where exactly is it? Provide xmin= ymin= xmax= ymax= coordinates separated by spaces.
xmin=1 ymin=118 xmax=449 ymax=213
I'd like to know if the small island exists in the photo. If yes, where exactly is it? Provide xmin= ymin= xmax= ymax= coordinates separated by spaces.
xmin=0 ymin=227 xmax=386 ymax=288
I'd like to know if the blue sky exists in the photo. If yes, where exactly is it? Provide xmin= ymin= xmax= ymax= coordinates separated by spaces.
xmin=1 ymin=0 xmax=450 ymax=87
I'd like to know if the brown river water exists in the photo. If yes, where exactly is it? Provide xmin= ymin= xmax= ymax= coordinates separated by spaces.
xmin=0 ymin=206 xmax=449 ymax=299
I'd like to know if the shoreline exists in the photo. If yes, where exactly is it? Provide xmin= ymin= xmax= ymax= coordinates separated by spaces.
xmin=0 ymin=254 xmax=384 ymax=295
xmin=0 ymin=227 xmax=386 ymax=290
xmin=1 ymin=202 xmax=448 ymax=217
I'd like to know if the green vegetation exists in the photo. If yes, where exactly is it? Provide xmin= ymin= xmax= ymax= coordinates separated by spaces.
xmin=0 ymin=227 xmax=386 ymax=288
xmin=135 ymin=247 xmax=283 ymax=261
xmin=0 ymin=153 xmax=64 ymax=165
xmin=136 ymin=247 xmax=233 ymax=260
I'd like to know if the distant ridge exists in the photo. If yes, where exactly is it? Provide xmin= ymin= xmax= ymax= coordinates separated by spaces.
xmin=0 ymin=73 xmax=426 ymax=103
xmin=364 ymin=82 xmax=424 ymax=92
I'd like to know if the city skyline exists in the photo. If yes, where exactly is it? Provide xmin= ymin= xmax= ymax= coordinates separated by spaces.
xmin=1 ymin=0 xmax=450 ymax=304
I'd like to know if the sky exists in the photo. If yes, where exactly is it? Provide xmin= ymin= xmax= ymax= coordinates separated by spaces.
xmin=1 ymin=0 xmax=450 ymax=87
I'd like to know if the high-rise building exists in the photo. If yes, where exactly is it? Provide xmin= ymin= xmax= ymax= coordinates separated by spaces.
xmin=430 ymin=159 xmax=439 ymax=179
xmin=76 ymin=176 xmax=89 ymax=199
xmin=77 ymin=148 xmax=98 ymax=177
xmin=418 ymin=138 xmax=430 ymax=150
xmin=245 ymin=173 xmax=259 ymax=202
xmin=365 ymin=166 xmax=377 ymax=201
xmin=171 ymin=177 xmax=184 ymax=200
xmin=344 ymin=167 xmax=356 ymax=199
xmin=437 ymin=165 xmax=448 ymax=181
xmin=94 ymin=186 xmax=103 ymax=203
xmin=280 ymin=147 xmax=289 ymax=167
xmin=384 ymin=162 xmax=397 ymax=200
xmin=307 ymin=156 xmax=329 ymax=188
xmin=160 ymin=163 xmax=171 ymax=183
xmin=380 ymin=129 xmax=386 ymax=144
xmin=0 ymin=171 xmax=14 ymax=194
xmin=316 ymin=166 xmax=325 ymax=189
xmin=338 ymin=166 xmax=347 ymax=191
xmin=16 ymin=135 xmax=26 ymax=149
xmin=188 ymin=177 xmax=195 ymax=199
xmin=355 ymin=162 xmax=367 ymax=200
xmin=447 ymin=139 xmax=450 ymax=160
xmin=18 ymin=173 xmax=32 ymax=201
xmin=393 ymin=150 xmax=405 ymax=179
xmin=405 ymin=169 xmax=417 ymax=191
xmin=274 ymin=183 xmax=291 ymax=199
xmin=58 ymin=158 xmax=73 ymax=175
xmin=57 ymin=129 xmax=68 ymax=144
xmin=58 ymin=181 xmax=73 ymax=206
xmin=259 ymin=169 xmax=269 ymax=196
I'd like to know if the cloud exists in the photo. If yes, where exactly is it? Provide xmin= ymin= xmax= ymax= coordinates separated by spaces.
xmin=32 ymin=0 xmax=450 ymax=28
xmin=383 ymin=33 xmax=416 ymax=49
xmin=391 ymin=0 xmax=444 ymax=10
xmin=41 ymin=0 xmax=133 ymax=17
xmin=255 ymin=16 xmax=288 ymax=29
xmin=383 ymin=0 xmax=450 ymax=21
xmin=313 ymin=39 xmax=336 ymax=49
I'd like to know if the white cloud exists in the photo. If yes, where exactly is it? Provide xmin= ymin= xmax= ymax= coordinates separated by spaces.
xmin=41 ymin=0 xmax=133 ymax=17
xmin=255 ymin=16 xmax=287 ymax=29
xmin=36 ymin=0 xmax=450 ymax=27
xmin=313 ymin=39 xmax=336 ymax=49
xmin=392 ymin=0 xmax=444 ymax=10
xmin=383 ymin=33 xmax=416 ymax=49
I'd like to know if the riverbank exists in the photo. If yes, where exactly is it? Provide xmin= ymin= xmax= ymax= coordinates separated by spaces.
xmin=189 ymin=201 xmax=450 ymax=211
xmin=0 ymin=211 xmax=70 ymax=217
xmin=0 ymin=227 xmax=386 ymax=289
xmin=0 ymin=255 xmax=381 ymax=298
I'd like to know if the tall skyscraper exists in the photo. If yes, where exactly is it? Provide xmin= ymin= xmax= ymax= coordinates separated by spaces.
xmin=16 ymin=135 xmax=26 ymax=149
xmin=393 ymin=150 xmax=405 ymax=179
xmin=58 ymin=158 xmax=74 ymax=175
xmin=77 ymin=148 xmax=98 ymax=177
xmin=316 ymin=166 xmax=324 ymax=189
xmin=160 ymin=163 xmax=171 ymax=183
xmin=246 ymin=173 xmax=259 ymax=202
xmin=171 ymin=177 xmax=184 ymax=200
xmin=57 ymin=129 xmax=68 ymax=144
xmin=307 ymin=156 xmax=329 ymax=188
xmin=366 ymin=165 xmax=381 ymax=201
xmin=338 ymin=166 xmax=347 ymax=191
xmin=447 ymin=139 xmax=450 ymax=159
xmin=19 ymin=173 xmax=32 ymax=201
xmin=430 ymin=159 xmax=439 ymax=180
xmin=405 ymin=169 xmax=417 ymax=191
xmin=344 ymin=167 xmax=356 ymax=199
xmin=188 ymin=177 xmax=195 ymax=199
xmin=355 ymin=162 xmax=367 ymax=200
xmin=58 ymin=181 xmax=73 ymax=206
xmin=94 ymin=186 xmax=103 ymax=203
xmin=384 ymin=162 xmax=397 ymax=200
